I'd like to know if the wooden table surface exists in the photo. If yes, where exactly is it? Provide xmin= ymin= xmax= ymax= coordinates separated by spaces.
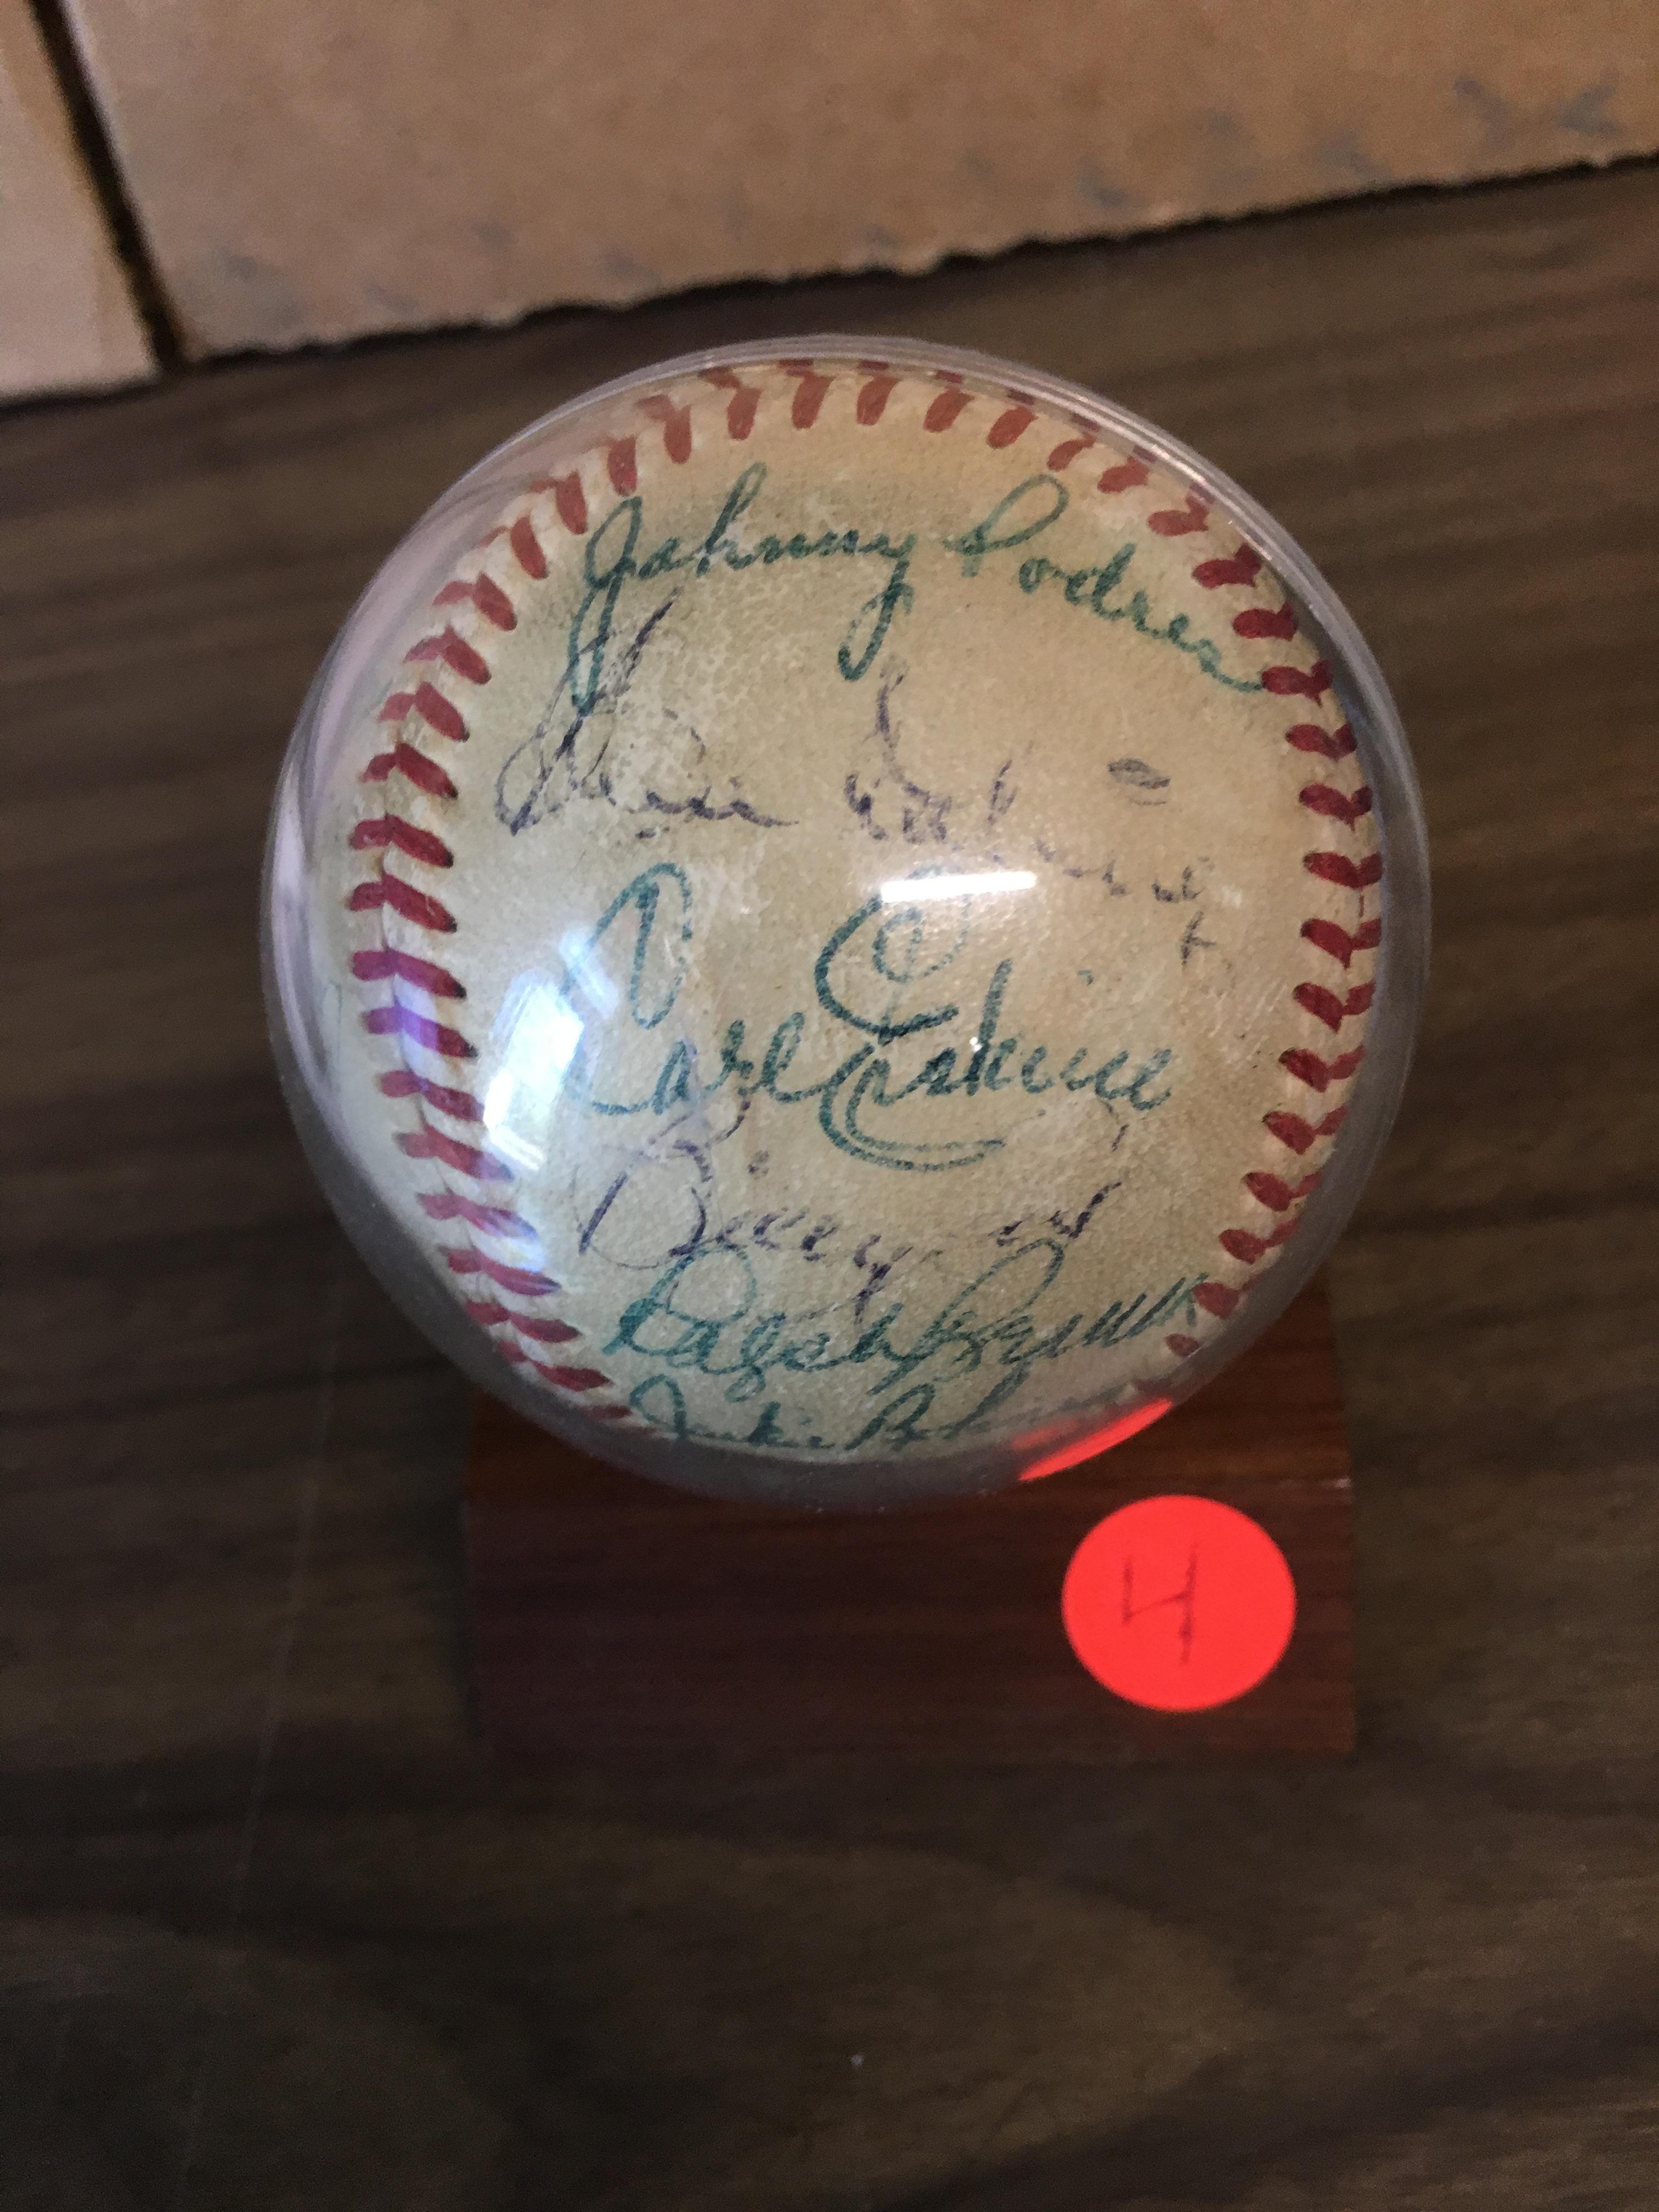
xmin=3 ymin=161 xmax=1656 ymax=2209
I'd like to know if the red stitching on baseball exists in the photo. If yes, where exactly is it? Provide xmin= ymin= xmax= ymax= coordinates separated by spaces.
xmin=637 ymin=394 xmax=693 ymax=462
xmin=529 ymin=1364 xmax=611 ymax=1393
xmin=924 ymin=387 xmax=973 ymax=433
xmin=509 ymin=515 xmax=546 ymax=579
xmin=434 ymin=574 xmax=517 ymax=629
xmin=1300 ymin=916 xmax=1380 ymax=966
xmin=464 ymin=1300 xmax=581 ymax=1344
xmin=1233 ymin=602 xmax=1297 ymax=640
xmin=987 ymin=404 xmax=1035 ymax=449
xmin=1264 ymin=1105 xmax=1348 ymax=1156
xmin=1293 ymin=982 xmax=1353 ymax=1033
xmin=402 ymin=744 xmax=460 ymax=797
xmin=1244 ymin=1170 xmax=1319 ymax=1212
xmin=1193 ymin=544 xmax=1262 ymax=589
xmin=551 ymin=473 xmax=588 ymax=534
xmin=1218 ymin=1232 xmax=1263 ymax=1267
xmin=350 ymin=816 xmax=453 ymax=867
xmin=699 ymin=367 xmax=762 ymax=439
xmin=1226 ymin=567 xmax=1382 ymax=1289
xmin=408 ymin=682 xmax=469 ymax=742
xmin=363 ymin=742 xmax=459 ymax=797
xmin=346 ymin=473 xmax=637 ymax=1418
xmin=403 ymin=1127 xmax=513 ymax=1182
xmin=442 ymin=1244 xmax=556 ymax=1293
xmin=348 ymin=872 xmax=456 ymax=932
xmin=1218 ymin=1223 xmax=1297 ymax=1266
xmin=1286 ymin=721 xmax=1355 ymax=759
xmin=856 ymin=374 xmax=899 ymax=424
xmin=1305 ymin=850 xmax=1384 ymax=889
xmin=777 ymin=362 xmax=833 ymax=428
xmin=1097 ymin=458 xmax=1149 ymax=493
xmin=1262 ymin=659 xmax=1331 ymax=701
xmin=379 ymin=1070 xmax=482 ymax=1121
xmin=1047 ymin=435 xmax=1094 ymax=469
xmin=351 ymin=948 xmax=465 ymax=996
xmin=605 ymin=437 xmax=637 ymax=492
xmin=1148 ymin=494 xmax=1209 ymax=535
xmin=1280 ymin=1045 xmax=1365 ymax=1092
xmin=844 ymin=390 xmax=1342 ymax=1360
xmin=515 ymin=1317 xmax=584 ymax=1346
xmin=527 ymin=470 xmax=588 ymax=531
xmin=362 ymin=1003 xmax=474 ymax=1058
xmin=408 ymin=628 xmax=492 ymax=685
xmin=419 ymin=1192 xmax=534 ymax=1237
xmin=1300 ymin=781 xmax=1374 ymax=827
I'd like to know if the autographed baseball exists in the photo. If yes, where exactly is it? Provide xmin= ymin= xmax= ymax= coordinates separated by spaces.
xmin=266 ymin=340 xmax=1425 ymax=1506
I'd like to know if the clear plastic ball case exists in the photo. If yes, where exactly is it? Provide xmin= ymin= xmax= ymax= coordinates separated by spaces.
xmin=263 ymin=337 xmax=1429 ymax=1508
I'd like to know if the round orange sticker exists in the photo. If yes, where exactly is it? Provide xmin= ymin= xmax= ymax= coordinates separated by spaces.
xmin=1061 ymin=1495 xmax=1296 ymax=1712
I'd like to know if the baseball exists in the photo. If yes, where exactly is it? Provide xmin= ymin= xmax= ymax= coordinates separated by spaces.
xmin=274 ymin=343 xmax=1391 ymax=1504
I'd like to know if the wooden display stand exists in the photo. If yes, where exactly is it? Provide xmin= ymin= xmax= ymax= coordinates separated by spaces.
xmin=465 ymin=1282 xmax=1355 ymax=1765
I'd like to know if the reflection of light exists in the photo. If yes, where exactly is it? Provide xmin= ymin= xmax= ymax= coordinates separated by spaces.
xmin=558 ymin=928 xmax=619 ymax=1014
xmin=1018 ymin=1397 xmax=1173 ymax=1482
xmin=482 ymin=978 xmax=585 ymax=1173
xmin=880 ymin=870 xmax=1036 ymax=905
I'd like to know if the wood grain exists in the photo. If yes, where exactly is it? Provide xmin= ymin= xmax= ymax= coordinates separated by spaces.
xmin=467 ymin=1285 xmax=1355 ymax=1763
xmin=1 ymin=162 xmax=1656 ymax=2210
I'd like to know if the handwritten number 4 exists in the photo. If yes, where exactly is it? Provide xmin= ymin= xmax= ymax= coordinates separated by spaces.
xmin=1121 ymin=1546 xmax=1199 ymax=1664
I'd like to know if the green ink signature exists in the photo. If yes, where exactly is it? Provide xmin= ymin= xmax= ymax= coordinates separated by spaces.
xmin=609 ymin=1237 xmax=1203 ymax=1455
xmin=571 ymin=462 xmax=917 ymax=709
xmin=564 ymin=863 xmax=1175 ymax=1176
xmin=497 ymin=465 xmax=1263 ymax=835
xmin=944 ymin=476 xmax=1265 ymax=693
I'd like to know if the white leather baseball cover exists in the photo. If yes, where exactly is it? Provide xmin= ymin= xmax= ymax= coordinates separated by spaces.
xmin=311 ymin=354 xmax=1380 ymax=1476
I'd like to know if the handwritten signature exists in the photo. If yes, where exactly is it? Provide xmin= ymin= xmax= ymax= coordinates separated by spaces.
xmin=495 ymin=594 xmax=794 ymax=838
xmin=611 ymin=1236 xmax=1202 ymax=1454
xmin=562 ymin=862 xmax=1175 ymax=1176
xmin=944 ymin=476 xmax=1265 ymax=694
xmin=493 ymin=462 xmax=1263 ymax=834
